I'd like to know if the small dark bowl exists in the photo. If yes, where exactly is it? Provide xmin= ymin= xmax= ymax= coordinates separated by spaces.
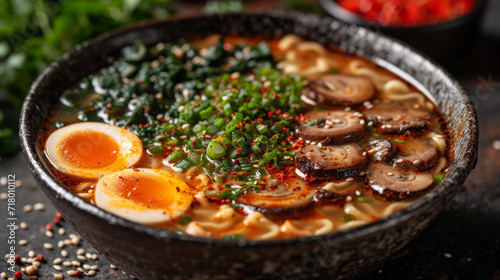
xmin=320 ymin=0 xmax=488 ymax=64
xmin=20 ymin=12 xmax=478 ymax=280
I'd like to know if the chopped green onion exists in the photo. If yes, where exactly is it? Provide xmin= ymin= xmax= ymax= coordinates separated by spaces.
xmin=214 ymin=117 xmax=226 ymax=129
xmin=147 ymin=145 xmax=164 ymax=155
xmin=200 ymin=106 xmax=214 ymax=120
xmin=178 ymin=215 xmax=193 ymax=226
xmin=222 ymin=234 xmax=244 ymax=240
xmin=356 ymin=197 xmax=373 ymax=203
xmin=342 ymin=214 xmax=356 ymax=222
xmin=263 ymin=151 xmax=277 ymax=162
xmin=394 ymin=138 xmax=405 ymax=144
xmin=207 ymin=124 xmax=219 ymax=135
xmin=192 ymin=123 xmax=206 ymax=134
xmin=167 ymin=150 xmax=186 ymax=162
xmin=329 ymin=67 xmax=339 ymax=73
xmin=434 ymin=174 xmax=444 ymax=184
xmin=207 ymin=140 xmax=227 ymax=159
xmin=223 ymin=103 xmax=233 ymax=117
xmin=187 ymin=152 xmax=202 ymax=164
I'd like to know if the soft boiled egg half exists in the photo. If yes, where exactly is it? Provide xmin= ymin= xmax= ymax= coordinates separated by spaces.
xmin=95 ymin=168 xmax=193 ymax=225
xmin=45 ymin=122 xmax=143 ymax=179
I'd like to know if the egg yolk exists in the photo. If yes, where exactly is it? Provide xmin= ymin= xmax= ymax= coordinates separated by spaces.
xmin=56 ymin=130 xmax=119 ymax=169
xmin=113 ymin=174 xmax=177 ymax=209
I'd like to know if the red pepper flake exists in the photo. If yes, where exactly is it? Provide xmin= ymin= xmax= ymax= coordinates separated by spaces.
xmin=55 ymin=212 xmax=63 ymax=219
xmin=144 ymin=108 xmax=151 ymax=113
xmin=34 ymin=254 xmax=44 ymax=262
xmin=261 ymin=87 xmax=269 ymax=94
xmin=14 ymin=255 xmax=21 ymax=265
xmin=165 ymin=115 xmax=171 ymax=121
xmin=45 ymin=223 xmax=52 ymax=231
xmin=14 ymin=271 xmax=22 ymax=279
xmin=145 ymin=123 xmax=150 ymax=128
xmin=106 ymin=103 xmax=112 ymax=109
xmin=74 ymin=270 xmax=82 ymax=276
xmin=223 ymin=42 xmax=232 ymax=51
xmin=133 ymin=168 xmax=140 ymax=172
xmin=106 ymin=110 xmax=111 ymax=114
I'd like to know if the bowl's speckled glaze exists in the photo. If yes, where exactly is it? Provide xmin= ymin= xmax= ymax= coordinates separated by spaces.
xmin=19 ymin=12 xmax=478 ymax=280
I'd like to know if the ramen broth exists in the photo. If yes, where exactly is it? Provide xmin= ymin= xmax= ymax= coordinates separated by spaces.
xmin=42 ymin=35 xmax=451 ymax=239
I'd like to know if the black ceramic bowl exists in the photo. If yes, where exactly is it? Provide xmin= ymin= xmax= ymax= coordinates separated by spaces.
xmin=320 ymin=0 xmax=488 ymax=64
xmin=20 ymin=12 xmax=478 ymax=280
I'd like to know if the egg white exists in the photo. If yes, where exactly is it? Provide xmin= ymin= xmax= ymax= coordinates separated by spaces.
xmin=94 ymin=168 xmax=193 ymax=225
xmin=45 ymin=122 xmax=143 ymax=178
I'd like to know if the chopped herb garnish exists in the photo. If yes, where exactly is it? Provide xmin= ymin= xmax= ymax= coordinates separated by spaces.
xmin=356 ymin=197 xmax=373 ymax=203
xmin=433 ymin=173 xmax=444 ymax=184
xmin=342 ymin=214 xmax=356 ymax=222
xmin=393 ymin=138 xmax=405 ymax=144
xmin=222 ymin=234 xmax=244 ymax=240
xmin=178 ymin=215 xmax=193 ymax=226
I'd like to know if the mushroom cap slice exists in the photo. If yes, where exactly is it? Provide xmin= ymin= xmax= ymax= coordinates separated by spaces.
xmin=393 ymin=138 xmax=439 ymax=172
xmin=236 ymin=181 xmax=314 ymax=216
xmin=361 ymin=138 xmax=396 ymax=162
xmin=298 ymin=110 xmax=366 ymax=144
xmin=367 ymin=164 xmax=433 ymax=193
xmin=304 ymin=74 xmax=376 ymax=106
xmin=364 ymin=101 xmax=431 ymax=134
xmin=296 ymin=143 xmax=368 ymax=180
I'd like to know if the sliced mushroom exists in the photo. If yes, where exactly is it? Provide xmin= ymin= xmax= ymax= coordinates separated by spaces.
xmin=393 ymin=138 xmax=439 ymax=172
xmin=361 ymin=139 xmax=396 ymax=162
xmin=364 ymin=101 xmax=431 ymax=134
xmin=298 ymin=110 xmax=366 ymax=144
xmin=304 ymin=74 xmax=375 ymax=106
xmin=236 ymin=181 xmax=314 ymax=216
xmin=367 ymin=164 xmax=433 ymax=193
xmin=296 ymin=143 xmax=368 ymax=180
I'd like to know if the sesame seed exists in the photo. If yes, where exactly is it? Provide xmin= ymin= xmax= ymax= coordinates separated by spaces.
xmin=178 ymin=105 xmax=185 ymax=113
xmin=91 ymin=254 xmax=98 ymax=260
xmin=54 ymin=273 xmax=64 ymax=280
xmin=0 ymin=177 xmax=6 ymax=186
xmin=19 ymin=239 xmax=28 ymax=246
xmin=362 ymin=152 xmax=367 ymax=156
xmin=21 ymin=257 xmax=27 ymax=263
xmin=44 ymin=243 xmax=53 ymax=250
xmin=346 ymin=196 xmax=352 ymax=201
xmin=346 ymin=177 xmax=354 ymax=182
xmin=360 ymin=119 xmax=365 ymax=125
xmin=58 ymin=228 xmax=66 ymax=235
xmin=85 ymin=253 xmax=92 ymax=259
xmin=87 ymin=270 xmax=96 ymax=276
xmin=386 ymin=172 xmax=394 ymax=176
xmin=368 ymin=121 xmax=373 ymax=126
xmin=67 ymin=270 xmax=75 ymax=276
xmin=444 ymin=253 xmax=452 ymax=258
xmin=77 ymin=249 xmax=85 ymax=255
xmin=253 ymin=165 xmax=260 ymax=168
xmin=63 ymin=239 xmax=72 ymax=246
xmin=355 ymin=190 xmax=361 ymax=196
xmin=63 ymin=261 xmax=72 ymax=267
xmin=396 ymin=159 xmax=404 ymax=163
xmin=33 ymin=203 xmax=45 ymax=211
xmin=0 ymin=272 xmax=5 ymax=279
xmin=14 ymin=180 xmax=22 ymax=188
xmin=413 ymin=160 xmax=421 ymax=165
xmin=20 ymin=222 xmax=28 ymax=229
xmin=90 ymin=265 xmax=98 ymax=270
xmin=23 ymin=205 xmax=33 ymax=212
xmin=71 ymin=261 xmax=81 ymax=266
xmin=317 ymin=143 xmax=323 ymax=148
xmin=32 ymin=261 xmax=41 ymax=267
xmin=344 ymin=107 xmax=351 ymax=111
xmin=110 ymin=264 xmax=117 ymax=269
xmin=222 ymin=96 xmax=229 ymax=101
xmin=53 ymin=258 xmax=63 ymax=265
xmin=53 ymin=265 xmax=63 ymax=271
xmin=77 ymin=255 xmax=86 ymax=261
xmin=46 ymin=230 xmax=54 ymax=238
xmin=83 ymin=264 xmax=91 ymax=270
xmin=28 ymin=250 xmax=35 ymax=257
xmin=0 ymin=193 xmax=6 ymax=200
xmin=61 ymin=250 xmax=68 ymax=258
xmin=57 ymin=241 xmax=64 ymax=248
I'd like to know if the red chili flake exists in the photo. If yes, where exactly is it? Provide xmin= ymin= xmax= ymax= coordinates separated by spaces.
xmin=133 ymin=168 xmax=140 ymax=172
xmin=144 ymin=108 xmax=151 ymax=113
xmin=261 ymin=87 xmax=269 ymax=94
xmin=34 ymin=254 xmax=44 ymax=262
xmin=145 ymin=123 xmax=150 ymax=128
xmin=29 ymin=276 xmax=38 ymax=280
xmin=14 ymin=255 xmax=21 ymax=265
xmin=55 ymin=212 xmax=63 ymax=219
xmin=388 ymin=137 xmax=392 ymax=140
xmin=267 ymin=111 xmax=274 ymax=118
xmin=165 ymin=115 xmax=171 ymax=121
xmin=53 ymin=217 xmax=61 ymax=226
xmin=106 ymin=103 xmax=112 ymax=109
xmin=125 ymin=125 xmax=130 ymax=129
xmin=74 ymin=270 xmax=82 ymax=276
xmin=14 ymin=271 xmax=22 ymax=279
xmin=45 ymin=223 xmax=52 ymax=231
xmin=105 ymin=110 xmax=111 ymax=114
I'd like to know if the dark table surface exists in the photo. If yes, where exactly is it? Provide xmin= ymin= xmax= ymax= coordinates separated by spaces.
xmin=1 ymin=1 xmax=500 ymax=279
